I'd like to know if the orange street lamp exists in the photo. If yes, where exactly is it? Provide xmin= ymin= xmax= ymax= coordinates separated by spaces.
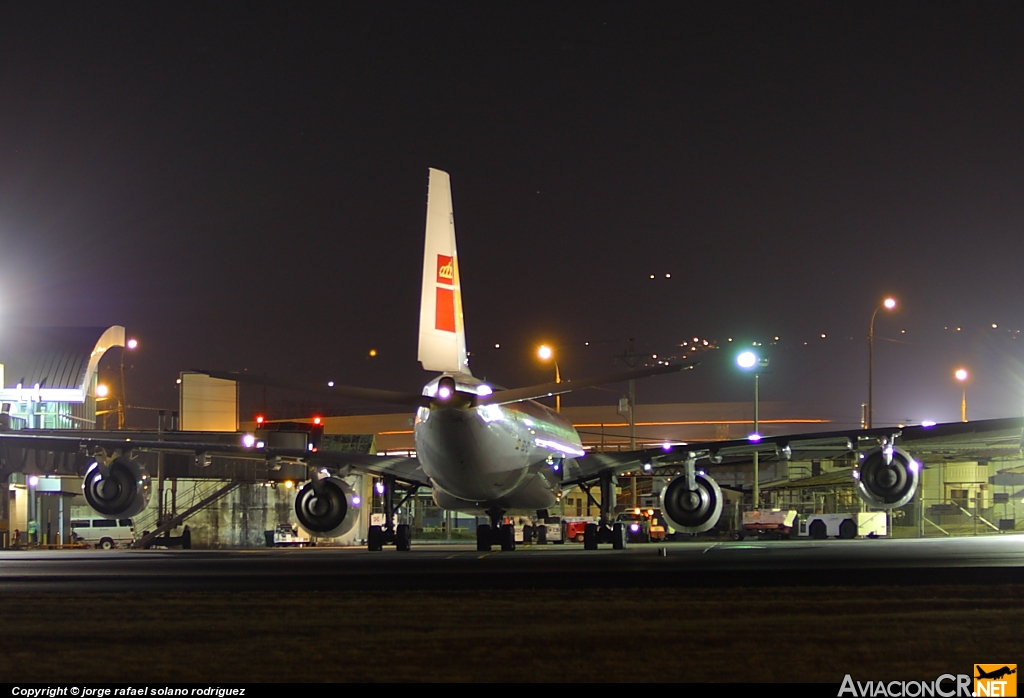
xmin=868 ymin=297 xmax=897 ymax=428
xmin=537 ymin=344 xmax=561 ymax=412
xmin=955 ymin=368 xmax=968 ymax=422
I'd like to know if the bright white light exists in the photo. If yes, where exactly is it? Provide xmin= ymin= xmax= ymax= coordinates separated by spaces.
xmin=328 ymin=381 xmax=335 ymax=387
xmin=242 ymin=434 xmax=255 ymax=448
xmin=884 ymin=298 xmax=896 ymax=310
xmin=96 ymin=384 xmax=109 ymax=398
xmin=476 ymin=384 xmax=493 ymax=396
xmin=921 ymin=420 xmax=936 ymax=427
xmin=438 ymin=386 xmax=452 ymax=400
xmin=375 ymin=481 xmax=385 ymax=495
xmin=127 ymin=339 xmax=138 ymax=350
xmin=910 ymin=460 xmax=920 ymax=473
xmin=351 ymin=496 xmax=361 ymax=506
xmin=737 ymin=351 xmax=757 ymax=369
xmin=748 ymin=433 xmax=762 ymax=442
xmin=29 ymin=476 xmax=39 ymax=487
xmin=630 ymin=524 xmax=641 ymax=532
xmin=955 ymin=368 xmax=968 ymax=382
xmin=478 ymin=404 xmax=503 ymax=422
xmin=538 ymin=345 xmax=553 ymax=361
xmin=662 ymin=442 xmax=672 ymax=451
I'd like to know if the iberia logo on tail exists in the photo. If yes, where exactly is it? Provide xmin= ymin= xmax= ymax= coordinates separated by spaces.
xmin=435 ymin=254 xmax=456 ymax=333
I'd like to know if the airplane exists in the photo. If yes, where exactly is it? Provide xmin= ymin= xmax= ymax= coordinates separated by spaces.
xmin=976 ymin=666 xmax=1016 ymax=680
xmin=2 ymin=168 xmax=1015 ymax=552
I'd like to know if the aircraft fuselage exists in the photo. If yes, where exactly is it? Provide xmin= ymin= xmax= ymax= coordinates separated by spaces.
xmin=414 ymin=373 xmax=582 ymax=513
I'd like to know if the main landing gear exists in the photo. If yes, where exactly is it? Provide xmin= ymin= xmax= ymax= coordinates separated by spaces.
xmin=579 ymin=471 xmax=628 ymax=551
xmin=476 ymin=508 xmax=516 ymax=552
xmin=367 ymin=475 xmax=418 ymax=552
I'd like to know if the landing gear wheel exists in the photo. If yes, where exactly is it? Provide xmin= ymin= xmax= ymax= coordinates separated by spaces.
xmin=367 ymin=525 xmax=384 ymax=551
xmin=838 ymin=519 xmax=857 ymax=540
xmin=583 ymin=523 xmax=598 ymax=551
xmin=396 ymin=524 xmax=412 ymax=551
xmin=476 ymin=524 xmax=492 ymax=552
xmin=808 ymin=520 xmax=827 ymax=540
xmin=536 ymin=526 xmax=547 ymax=544
xmin=500 ymin=524 xmax=516 ymax=551
xmin=522 ymin=525 xmax=533 ymax=545
xmin=612 ymin=523 xmax=627 ymax=550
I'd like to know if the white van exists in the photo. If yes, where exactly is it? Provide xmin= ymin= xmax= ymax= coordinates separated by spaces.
xmin=70 ymin=518 xmax=135 ymax=549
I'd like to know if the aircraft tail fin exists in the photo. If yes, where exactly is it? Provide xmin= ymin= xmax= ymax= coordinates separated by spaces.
xmin=418 ymin=168 xmax=470 ymax=374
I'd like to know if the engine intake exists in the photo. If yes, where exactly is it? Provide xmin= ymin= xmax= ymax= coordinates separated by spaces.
xmin=294 ymin=476 xmax=361 ymax=538
xmin=856 ymin=446 xmax=918 ymax=509
xmin=660 ymin=472 xmax=723 ymax=534
xmin=82 ymin=458 xmax=151 ymax=518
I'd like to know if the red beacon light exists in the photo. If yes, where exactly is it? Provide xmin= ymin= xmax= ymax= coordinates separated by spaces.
xmin=256 ymin=415 xmax=265 ymax=426
xmin=313 ymin=416 xmax=322 ymax=426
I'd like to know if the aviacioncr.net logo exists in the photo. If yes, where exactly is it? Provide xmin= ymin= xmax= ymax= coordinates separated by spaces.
xmin=839 ymin=674 xmax=972 ymax=697
xmin=974 ymin=665 xmax=1017 ymax=697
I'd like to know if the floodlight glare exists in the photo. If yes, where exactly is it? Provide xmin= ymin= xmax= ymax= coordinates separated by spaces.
xmin=737 ymin=351 xmax=757 ymax=369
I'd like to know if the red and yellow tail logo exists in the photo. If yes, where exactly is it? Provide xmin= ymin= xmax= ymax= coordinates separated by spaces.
xmin=976 ymin=665 xmax=1017 ymax=697
xmin=434 ymin=254 xmax=456 ymax=333
xmin=436 ymin=255 xmax=454 ymax=284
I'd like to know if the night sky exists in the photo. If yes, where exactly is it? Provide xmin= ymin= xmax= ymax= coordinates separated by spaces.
xmin=1 ymin=3 xmax=1023 ymax=430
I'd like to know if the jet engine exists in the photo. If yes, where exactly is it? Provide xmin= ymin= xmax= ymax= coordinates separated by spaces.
xmin=294 ymin=476 xmax=361 ymax=538
xmin=82 ymin=458 xmax=152 ymax=518
xmin=660 ymin=472 xmax=723 ymax=534
xmin=855 ymin=446 xmax=919 ymax=509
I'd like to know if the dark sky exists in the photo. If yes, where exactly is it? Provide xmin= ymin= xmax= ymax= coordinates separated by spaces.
xmin=1 ymin=3 xmax=1023 ymax=430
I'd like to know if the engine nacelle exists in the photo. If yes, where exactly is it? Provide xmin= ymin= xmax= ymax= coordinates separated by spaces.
xmin=82 ymin=457 xmax=151 ymax=518
xmin=855 ymin=446 xmax=919 ymax=509
xmin=660 ymin=472 xmax=723 ymax=534
xmin=294 ymin=476 xmax=361 ymax=538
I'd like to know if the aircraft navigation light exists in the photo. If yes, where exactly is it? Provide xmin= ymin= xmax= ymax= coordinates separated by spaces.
xmin=922 ymin=420 xmax=937 ymax=427
xmin=476 ymin=384 xmax=493 ymax=396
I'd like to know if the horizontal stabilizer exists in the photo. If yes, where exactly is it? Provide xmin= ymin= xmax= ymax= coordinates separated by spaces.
xmin=196 ymin=370 xmax=426 ymax=407
xmin=478 ymin=362 xmax=695 ymax=406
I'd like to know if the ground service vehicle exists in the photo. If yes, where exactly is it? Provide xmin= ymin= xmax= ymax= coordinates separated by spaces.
xmin=737 ymin=509 xmax=798 ymax=540
xmin=70 ymin=518 xmax=135 ymax=549
xmin=798 ymin=512 xmax=887 ymax=539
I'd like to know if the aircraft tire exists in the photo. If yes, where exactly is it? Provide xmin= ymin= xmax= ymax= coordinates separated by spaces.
xmin=612 ymin=523 xmax=626 ymax=550
xmin=583 ymin=523 xmax=598 ymax=550
xmin=500 ymin=524 xmax=516 ymax=551
xmin=522 ymin=525 xmax=533 ymax=544
xmin=367 ymin=525 xmax=384 ymax=552
xmin=396 ymin=524 xmax=411 ymax=551
xmin=476 ymin=524 xmax=492 ymax=552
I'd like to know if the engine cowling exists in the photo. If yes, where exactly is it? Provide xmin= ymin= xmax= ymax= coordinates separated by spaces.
xmin=856 ymin=446 xmax=919 ymax=509
xmin=660 ymin=472 xmax=723 ymax=534
xmin=294 ymin=476 xmax=361 ymax=538
xmin=82 ymin=458 xmax=151 ymax=518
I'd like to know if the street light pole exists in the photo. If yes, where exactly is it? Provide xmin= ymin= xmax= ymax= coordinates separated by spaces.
xmin=737 ymin=351 xmax=768 ymax=509
xmin=537 ymin=345 xmax=561 ymax=412
xmin=867 ymin=297 xmax=897 ymax=429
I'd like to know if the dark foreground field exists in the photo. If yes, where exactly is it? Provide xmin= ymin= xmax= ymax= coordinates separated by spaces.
xmin=1 ymin=586 xmax=1019 ymax=682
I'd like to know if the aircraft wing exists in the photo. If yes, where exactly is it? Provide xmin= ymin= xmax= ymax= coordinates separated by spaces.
xmin=561 ymin=416 xmax=1024 ymax=488
xmin=0 ymin=429 xmax=432 ymax=489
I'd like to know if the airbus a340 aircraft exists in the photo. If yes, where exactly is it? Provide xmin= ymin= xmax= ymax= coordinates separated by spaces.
xmin=3 ymin=169 xmax=1018 ymax=552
